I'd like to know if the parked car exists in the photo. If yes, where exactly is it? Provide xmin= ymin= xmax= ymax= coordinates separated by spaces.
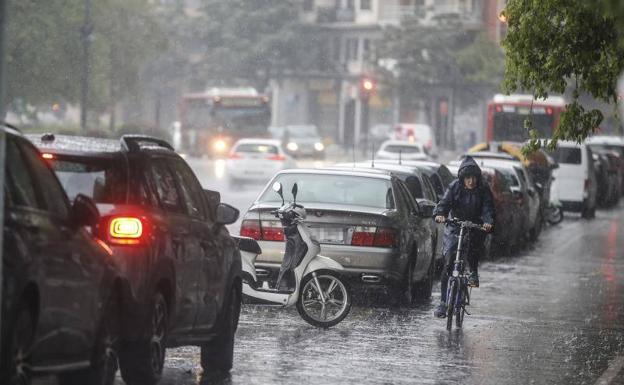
xmin=445 ymin=162 xmax=523 ymax=257
xmin=453 ymin=156 xmax=542 ymax=242
xmin=226 ymin=138 xmax=296 ymax=187
xmin=240 ymin=168 xmax=436 ymax=305
xmin=547 ymin=141 xmax=598 ymax=218
xmin=27 ymin=133 xmax=243 ymax=382
xmin=480 ymin=166 xmax=524 ymax=257
xmin=335 ymin=162 xmax=444 ymax=270
xmin=272 ymin=125 xmax=325 ymax=159
xmin=393 ymin=123 xmax=438 ymax=158
xmin=376 ymin=140 xmax=431 ymax=162
xmin=3 ymin=125 xmax=128 ymax=385
xmin=586 ymin=135 xmax=624 ymax=194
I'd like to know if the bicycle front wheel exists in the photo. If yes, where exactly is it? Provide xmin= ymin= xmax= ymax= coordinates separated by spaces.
xmin=446 ymin=281 xmax=456 ymax=331
xmin=456 ymin=284 xmax=466 ymax=328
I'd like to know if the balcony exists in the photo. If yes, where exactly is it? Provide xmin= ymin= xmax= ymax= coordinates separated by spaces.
xmin=378 ymin=5 xmax=425 ymax=25
xmin=315 ymin=7 xmax=355 ymax=23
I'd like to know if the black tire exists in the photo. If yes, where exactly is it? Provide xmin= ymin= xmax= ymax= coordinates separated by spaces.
xmin=546 ymin=206 xmax=564 ymax=225
xmin=1 ymin=303 xmax=34 ymax=385
xmin=401 ymin=257 xmax=417 ymax=305
xmin=296 ymin=271 xmax=351 ymax=328
xmin=413 ymin=257 xmax=434 ymax=303
xmin=456 ymin=286 xmax=465 ymax=328
xmin=59 ymin=297 xmax=120 ymax=385
xmin=200 ymin=285 xmax=241 ymax=375
xmin=529 ymin=211 xmax=543 ymax=242
xmin=446 ymin=281 xmax=456 ymax=331
xmin=119 ymin=292 xmax=168 ymax=385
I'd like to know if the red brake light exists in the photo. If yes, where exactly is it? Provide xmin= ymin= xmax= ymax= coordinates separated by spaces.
xmin=108 ymin=217 xmax=143 ymax=245
xmin=495 ymin=106 xmax=503 ymax=113
xmin=240 ymin=220 xmax=261 ymax=240
xmin=584 ymin=179 xmax=591 ymax=191
xmin=267 ymin=154 xmax=286 ymax=161
xmin=351 ymin=226 xmax=376 ymax=246
xmin=261 ymin=220 xmax=284 ymax=241
xmin=42 ymin=153 xmax=54 ymax=160
xmin=546 ymin=107 xmax=553 ymax=115
xmin=229 ymin=152 xmax=243 ymax=159
xmin=373 ymin=227 xmax=397 ymax=247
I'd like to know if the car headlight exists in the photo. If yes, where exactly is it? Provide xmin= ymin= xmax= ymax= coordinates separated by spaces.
xmin=314 ymin=142 xmax=325 ymax=151
xmin=213 ymin=139 xmax=227 ymax=152
xmin=287 ymin=142 xmax=299 ymax=151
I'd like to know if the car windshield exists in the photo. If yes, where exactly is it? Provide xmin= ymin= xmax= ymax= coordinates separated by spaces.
xmin=235 ymin=143 xmax=279 ymax=154
xmin=258 ymin=173 xmax=395 ymax=209
xmin=50 ymin=158 xmax=127 ymax=203
xmin=383 ymin=145 xmax=422 ymax=154
xmin=288 ymin=126 xmax=319 ymax=138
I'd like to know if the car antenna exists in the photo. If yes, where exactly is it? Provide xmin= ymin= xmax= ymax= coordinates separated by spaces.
xmin=371 ymin=143 xmax=375 ymax=168
xmin=399 ymin=149 xmax=402 ymax=165
xmin=352 ymin=141 xmax=356 ymax=165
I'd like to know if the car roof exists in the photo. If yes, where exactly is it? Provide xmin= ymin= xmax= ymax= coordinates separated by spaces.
xmin=277 ymin=167 xmax=393 ymax=181
xmin=374 ymin=159 xmax=440 ymax=168
xmin=233 ymin=138 xmax=282 ymax=146
xmin=586 ymin=136 xmax=624 ymax=145
xmin=25 ymin=133 xmax=175 ymax=157
xmin=379 ymin=140 xmax=424 ymax=148
xmin=474 ymin=158 xmax=522 ymax=171
xmin=333 ymin=162 xmax=426 ymax=176
xmin=463 ymin=151 xmax=516 ymax=160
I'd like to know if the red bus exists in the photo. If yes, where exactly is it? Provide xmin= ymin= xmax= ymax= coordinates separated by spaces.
xmin=178 ymin=87 xmax=271 ymax=157
xmin=486 ymin=94 xmax=566 ymax=142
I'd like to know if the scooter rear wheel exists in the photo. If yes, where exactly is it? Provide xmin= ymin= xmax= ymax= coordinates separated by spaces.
xmin=547 ymin=206 xmax=564 ymax=225
xmin=296 ymin=271 xmax=351 ymax=328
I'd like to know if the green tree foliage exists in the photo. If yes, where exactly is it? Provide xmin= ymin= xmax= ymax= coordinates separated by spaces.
xmin=5 ymin=0 xmax=165 ymax=120
xmin=503 ymin=0 xmax=624 ymax=152
xmin=192 ymin=0 xmax=321 ymax=89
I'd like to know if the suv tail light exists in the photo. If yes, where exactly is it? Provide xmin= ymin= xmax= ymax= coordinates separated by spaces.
xmin=584 ymin=179 xmax=591 ymax=191
xmin=107 ymin=216 xmax=144 ymax=245
xmin=351 ymin=226 xmax=397 ymax=247
xmin=229 ymin=152 xmax=243 ymax=159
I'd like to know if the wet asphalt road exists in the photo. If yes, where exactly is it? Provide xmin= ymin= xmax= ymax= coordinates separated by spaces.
xmin=109 ymin=158 xmax=621 ymax=385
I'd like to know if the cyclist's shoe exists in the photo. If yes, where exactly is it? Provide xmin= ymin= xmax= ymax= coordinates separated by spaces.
xmin=434 ymin=302 xmax=447 ymax=318
xmin=468 ymin=272 xmax=479 ymax=288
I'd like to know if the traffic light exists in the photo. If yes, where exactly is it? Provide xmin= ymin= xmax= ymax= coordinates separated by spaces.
xmin=359 ymin=76 xmax=376 ymax=99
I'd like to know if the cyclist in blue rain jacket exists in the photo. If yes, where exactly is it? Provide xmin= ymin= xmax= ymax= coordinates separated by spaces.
xmin=433 ymin=156 xmax=494 ymax=318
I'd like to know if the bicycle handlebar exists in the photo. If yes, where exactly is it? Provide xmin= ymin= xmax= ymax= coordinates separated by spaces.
xmin=445 ymin=217 xmax=488 ymax=231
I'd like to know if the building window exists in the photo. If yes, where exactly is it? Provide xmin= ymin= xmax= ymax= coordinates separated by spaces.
xmin=347 ymin=0 xmax=355 ymax=10
xmin=360 ymin=0 xmax=372 ymax=10
xmin=303 ymin=0 xmax=314 ymax=12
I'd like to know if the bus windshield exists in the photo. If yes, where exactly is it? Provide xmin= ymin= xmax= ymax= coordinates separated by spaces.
xmin=183 ymin=97 xmax=270 ymax=133
xmin=493 ymin=111 xmax=555 ymax=141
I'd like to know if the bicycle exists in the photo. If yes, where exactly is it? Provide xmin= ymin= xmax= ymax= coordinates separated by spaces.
xmin=444 ymin=217 xmax=486 ymax=331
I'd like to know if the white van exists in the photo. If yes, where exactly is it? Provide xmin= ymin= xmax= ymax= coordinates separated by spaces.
xmin=549 ymin=141 xmax=597 ymax=218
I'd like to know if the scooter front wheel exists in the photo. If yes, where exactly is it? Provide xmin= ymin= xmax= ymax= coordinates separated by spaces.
xmin=296 ymin=270 xmax=351 ymax=328
xmin=547 ymin=206 xmax=564 ymax=225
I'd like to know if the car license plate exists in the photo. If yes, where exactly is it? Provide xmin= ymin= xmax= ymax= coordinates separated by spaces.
xmin=311 ymin=227 xmax=344 ymax=244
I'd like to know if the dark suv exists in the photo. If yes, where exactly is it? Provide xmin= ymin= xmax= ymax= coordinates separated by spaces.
xmin=28 ymin=133 xmax=243 ymax=384
xmin=3 ymin=125 xmax=126 ymax=385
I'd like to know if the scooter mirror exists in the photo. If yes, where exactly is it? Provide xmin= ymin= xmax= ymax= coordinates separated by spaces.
xmin=292 ymin=183 xmax=298 ymax=202
xmin=273 ymin=182 xmax=284 ymax=205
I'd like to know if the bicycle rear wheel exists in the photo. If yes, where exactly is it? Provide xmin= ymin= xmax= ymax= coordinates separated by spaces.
xmin=446 ymin=281 xmax=456 ymax=331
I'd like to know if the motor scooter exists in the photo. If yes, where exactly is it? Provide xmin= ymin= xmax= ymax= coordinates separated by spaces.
xmin=546 ymin=178 xmax=564 ymax=225
xmin=236 ymin=182 xmax=352 ymax=328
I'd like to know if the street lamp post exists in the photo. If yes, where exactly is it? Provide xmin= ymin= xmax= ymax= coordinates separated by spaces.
xmin=80 ymin=0 xmax=93 ymax=131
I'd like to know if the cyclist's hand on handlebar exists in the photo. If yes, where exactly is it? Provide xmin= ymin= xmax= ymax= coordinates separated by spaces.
xmin=434 ymin=215 xmax=446 ymax=223
xmin=483 ymin=223 xmax=493 ymax=232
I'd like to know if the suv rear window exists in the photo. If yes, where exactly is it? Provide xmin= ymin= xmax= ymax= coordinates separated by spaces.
xmin=550 ymin=147 xmax=582 ymax=164
xmin=50 ymin=157 xmax=127 ymax=203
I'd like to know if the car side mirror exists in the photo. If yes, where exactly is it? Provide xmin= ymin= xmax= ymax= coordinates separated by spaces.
xmin=216 ymin=203 xmax=239 ymax=225
xmin=71 ymin=194 xmax=100 ymax=228
xmin=203 ymin=189 xmax=221 ymax=218
xmin=419 ymin=203 xmax=435 ymax=218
